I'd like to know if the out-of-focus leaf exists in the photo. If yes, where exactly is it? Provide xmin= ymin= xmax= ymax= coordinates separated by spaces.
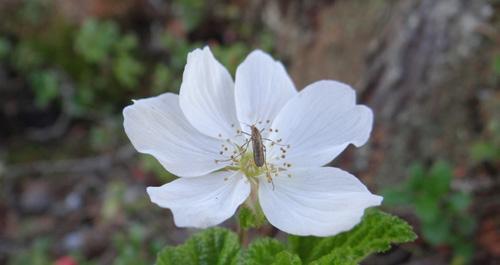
xmin=152 ymin=64 xmax=172 ymax=93
xmin=421 ymin=217 xmax=451 ymax=246
xmin=448 ymin=192 xmax=472 ymax=212
xmin=113 ymin=54 xmax=144 ymax=89
xmin=0 ymin=37 xmax=11 ymax=60
xmin=381 ymin=189 xmax=413 ymax=206
xmin=75 ymin=19 xmax=119 ymax=63
xmin=30 ymin=70 xmax=59 ymax=107
xmin=428 ymin=161 xmax=452 ymax=197
xmin=470 ymin=141 xmax=499 ymax=162
xmin=414 ymin=195 xmax=439 ymax=223
xmin=493 ymin=54 xmax=500 ymax=76
xmin=407 ymin=163 xmax=426 ymax=191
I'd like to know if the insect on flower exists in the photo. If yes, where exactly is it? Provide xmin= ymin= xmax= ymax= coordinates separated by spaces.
xmin=123 ymin=47 xmax=383 ymax=236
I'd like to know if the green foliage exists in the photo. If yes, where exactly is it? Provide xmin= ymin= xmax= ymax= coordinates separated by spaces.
xmin=9 ymin=238 xmax=52 ymax=265
xmin=243 ymin=238 xmax=287 ymax=265
xmin=289 ymin=209 xmax=416 ymax=265
xmin=140 ymin=155 xmax=177 ymax=182
xmin=470 ymin=141 xmax=500 ymax=162
xmin=29 ymin=70 xmax=59 ymax=107
xmin=383 ymin=161 xmax=475 ymax=262
xmin=172 ymin=0 xmax=206 ymax=31
xmin=493 ymin=53 xmax=500 ymax=76
xmin=113 ymin=225 xmax=155 ymax=265
xmin=75 ymin=19 xmax=144 ymax=89
xmin=156 ymin=210 xmax=415 ymax=265
xmin=0 ymin=36 xmax=11 ymax=59
xmin=212 ymin=43 xmax=251 ymax=75
xmin=237 ymin=205 xmax=266 ymax=230
xmin=152 ymin=64 xmax=173 ymax=93
xmin=156 ymin=228 xmax=241 ymax=265
xmin=271 ymin=252 xmax=302 ymax=265
xmin=75 ymin=19 xmax=119 ymax=64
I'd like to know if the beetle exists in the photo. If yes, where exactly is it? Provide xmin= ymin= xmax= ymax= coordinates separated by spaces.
xmin=250 ymin=125 xmax=265 ymax=167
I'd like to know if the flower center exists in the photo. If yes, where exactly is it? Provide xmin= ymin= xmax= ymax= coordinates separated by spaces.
xmin=215 ymin=121 xmax=294 ymax=184
xmin=239 ymin=151 xmax=264 ymax=179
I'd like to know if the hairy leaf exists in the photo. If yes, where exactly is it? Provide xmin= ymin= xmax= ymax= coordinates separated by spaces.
xmin=242 ymin=238 xmax=287 ymax=265
xmin=289 ymin=209 xmax=416 ymax=265
xmin=156 ymin=228 xmax=240 ymax=265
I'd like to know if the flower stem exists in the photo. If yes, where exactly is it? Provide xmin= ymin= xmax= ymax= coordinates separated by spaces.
xmin=238 ymin=224 xmax=249 ymax=246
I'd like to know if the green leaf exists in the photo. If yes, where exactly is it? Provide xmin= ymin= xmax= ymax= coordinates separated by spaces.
xmin=243 ymin=238 xmax=287 ymax=265
xmin=75 ymin=19 xmax=119 ymax=63
xmin=0 ymin=37 xmax=11 ymax=60
xmin=421 ymin=217 xmax=451 ymax=246
xmin=288 ymin=209 xmax=416 ymax=264
xmin=380 ymin=189 xmax=413 ymax=206
xmin=152 ymin=64 xmax=172 ymax=94
xmin=30 ymin=70 xmax=59 ymax=107
xmin=271 ymin=251 xmax=302 ymax=265
xmin=113 ymin=54 xmax=144 ymax=89
xmin=156 ymin=228 xmax=240 ymax=265
xmin=448 ymin=192 xmax=471 ymax=212
xmin=407 ymin=163 xmax=426 ymax=191
xmin=237 ymin=205 xmax=266 ymax=230
xmin=493 ymin=54 xmax=500 ymax=76
xmin=428 ymin=161 xmax=452 ymax=197
xmin=470 ymin=141 xmax=498 ymax=162
xmin=414 ymin=195 xmax=439 ymax=223
xmin=308 ymin=250 xmax=356 ymax=265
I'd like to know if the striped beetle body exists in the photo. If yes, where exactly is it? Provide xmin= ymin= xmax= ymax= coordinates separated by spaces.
xmin=250 ymin=125 xmax=265 ymax=167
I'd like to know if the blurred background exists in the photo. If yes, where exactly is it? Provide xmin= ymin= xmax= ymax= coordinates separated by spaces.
xmin=0 ymin=0 xmax=499 ymax=264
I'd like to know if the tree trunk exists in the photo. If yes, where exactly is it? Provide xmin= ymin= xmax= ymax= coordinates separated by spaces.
xmin=262 ymin=0 xmax=492 ymax=187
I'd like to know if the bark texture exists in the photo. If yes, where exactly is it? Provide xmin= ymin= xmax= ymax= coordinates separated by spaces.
xmin=263 ymin=0 xmax=492 ymax=186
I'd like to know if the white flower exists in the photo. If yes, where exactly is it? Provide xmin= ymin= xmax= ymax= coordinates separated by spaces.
xmin=123 ymin=47 xmax=382 ymax=237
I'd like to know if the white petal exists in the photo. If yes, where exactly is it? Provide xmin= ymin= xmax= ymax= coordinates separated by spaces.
xmin=258 ymin=167 xmax=382 ymax=237
xmin=235 ymin=50 xmax=297 ymax=130
xmin=268 ymin=80 xmax=373 ymax=167
xmin=147 ymin=171 xmax=250 ymax=228
xmin=123 ymin=93 xmax=232 ymax=177
xmin=179 ymin=47 xmax=241 ymax=139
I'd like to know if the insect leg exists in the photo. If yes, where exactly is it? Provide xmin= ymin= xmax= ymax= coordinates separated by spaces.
xmin=261 ymin=145 xmax=275 ymax=190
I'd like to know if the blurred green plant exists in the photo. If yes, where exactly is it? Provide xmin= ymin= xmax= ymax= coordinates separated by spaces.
xmin=112 ymin=224 xmax=164 ymax=265
xmin=493 ymin=53 xmax=500 ymax=77
xmin=383 ymin=162 xmax=475 ymax=264
xmin=8 ymin=238 xmax=52 ymax=265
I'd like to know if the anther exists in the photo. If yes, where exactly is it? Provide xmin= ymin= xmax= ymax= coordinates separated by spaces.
xmin=287 ymin=163 xmax=292 ymax=167
xmin=266 ymin=120 xmax=270 ymax=123
xmin=281 ymin=155 xmax=285 ymax=159
xmin=219 ymin=151 xmax=223 ymax=155
xmin=274 ymin=129 xmax=279 ymax=132
xmin=218 ymin=133 xmax=222 ymax=138
xmin=269 ymin=128 xmax=273 ymax=132
xmin=224 ymin=147 xmax=228 ymax=151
